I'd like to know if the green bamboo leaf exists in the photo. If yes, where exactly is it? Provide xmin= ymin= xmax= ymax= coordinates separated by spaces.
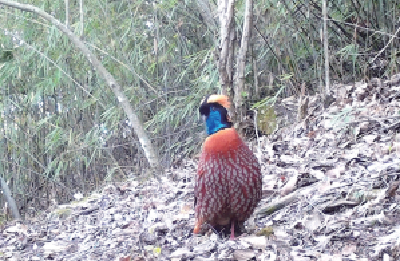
xmin=55 ymin=161 xmax=63 ymax=179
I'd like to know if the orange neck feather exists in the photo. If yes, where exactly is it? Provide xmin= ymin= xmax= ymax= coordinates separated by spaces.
xmin=203 ymin=128 xmax=241 ymax=154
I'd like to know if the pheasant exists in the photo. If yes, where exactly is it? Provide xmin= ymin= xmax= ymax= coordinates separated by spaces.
xmin=193 ymin=95 xmax=262 ymax=239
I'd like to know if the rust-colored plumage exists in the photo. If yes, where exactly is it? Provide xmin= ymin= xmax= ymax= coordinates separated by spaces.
xmin=194 ymin=95 xmax=262 ymax=239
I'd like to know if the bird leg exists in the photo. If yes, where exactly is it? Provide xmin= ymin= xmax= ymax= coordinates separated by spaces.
xmin=230 ymin=220 xmax=235 ymax=240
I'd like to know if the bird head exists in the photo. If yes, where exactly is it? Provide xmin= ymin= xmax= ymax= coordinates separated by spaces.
xmin=199 ymin=95 xmax=232 ymax=135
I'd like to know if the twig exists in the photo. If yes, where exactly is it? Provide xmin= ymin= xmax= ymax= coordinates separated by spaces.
xmin=370 ymin=26 xmax=400 ymax=64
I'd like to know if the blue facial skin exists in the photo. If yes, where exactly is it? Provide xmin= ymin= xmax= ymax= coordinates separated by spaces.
xmin=205 ymin=107 xmax=229 ymax=135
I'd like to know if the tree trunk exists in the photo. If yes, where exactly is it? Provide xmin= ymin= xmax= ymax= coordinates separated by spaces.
xmin=322 ymin=0 xmax=329 ymax=95
xmin=79 ymin=0 xmax=83 ymax=37
xmin=64 ymin=0 xmax=69 ymax=27
xmin=0 ymin=176 xmax=20 ymax=219
xmin=217 ymin=0 xmax=235 ymax=96
xmin=235 ymin=0 xmax=253 ymax=124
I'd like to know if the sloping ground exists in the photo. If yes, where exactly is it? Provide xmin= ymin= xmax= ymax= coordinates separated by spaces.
xmin=1 ymin=75 xmax=400 ymax=260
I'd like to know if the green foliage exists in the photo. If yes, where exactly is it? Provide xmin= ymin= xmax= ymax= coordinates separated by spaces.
xmin=255 ymin=106 xmax=277 ymax=135
xmin=331 ymin=107 xmax=366 ymax=130
xmin=0 ymin=50 xmax=13 ymax=63
xmin=53 ymin=208 xmax=72 ymax=219
xmin=256 ymin=226 xmax=274 ymax=237
xmin=252 ymin=84 xmax=285 ymax=109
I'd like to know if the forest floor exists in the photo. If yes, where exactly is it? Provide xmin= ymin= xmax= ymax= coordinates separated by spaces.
xmin=2 ymin=75 xmax=400 ymax=260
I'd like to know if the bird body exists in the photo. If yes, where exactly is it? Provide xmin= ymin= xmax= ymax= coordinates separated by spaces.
xmin=194 ymin=95 xmax=262 ymax=239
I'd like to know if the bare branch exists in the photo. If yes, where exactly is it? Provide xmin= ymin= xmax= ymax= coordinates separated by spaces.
xmin=370 ymin=26 xmax=400 ymax=64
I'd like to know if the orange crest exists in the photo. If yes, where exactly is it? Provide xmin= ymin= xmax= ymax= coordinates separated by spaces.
xmin=205 ymin=95 xmax=231 ymax=109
